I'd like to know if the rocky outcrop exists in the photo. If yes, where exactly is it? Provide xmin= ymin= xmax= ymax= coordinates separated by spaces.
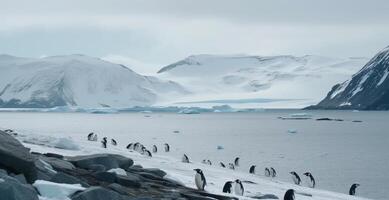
xmin=0 ymin=130 xmax=237 ymax=200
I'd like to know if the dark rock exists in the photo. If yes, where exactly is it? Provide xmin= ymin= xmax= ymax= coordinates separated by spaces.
xmin=43 ymin=153 xmax=64 ymax=159
xmin=50 ymin=172 xmax=90 ymax=187
xmin=250 ymin=194 xmax=279 ymax=199
xmin=35 ymin=159 xmax=56 ymax=181
xmin=68 ymin=154 xmax=133 ymax=171
xmin=71 ymin=186 xmax=133 ymax=200
xmin=13 ymin=174 xmax=28 ymax=184
xmin=94 ymin=171 xmax=117 ymax=183
xmin=88 ymin=164 xmax=106 ymax=172
xmin=130 ymin=165 xmax=143 ymax=169
xmin=0 ymin=173 xmax=39 ymax=200
xmin=39 ymin=156 xmax=75 ymax=170
xmin=0 ymin=130 xmax=37 ymax=183
xmin=126 ymin=168 xmax=166 ymax=178
xmin=116 ymin=174 xmax=141 ymax=188
xmin=107 ymin=183 xmax=134 ymax=196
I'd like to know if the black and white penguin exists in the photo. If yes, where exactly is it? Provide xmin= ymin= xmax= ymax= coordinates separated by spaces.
xmin=152 ymin=145 xmax=158 ymax=153
xmin=228 ymin=163 xmax=235 ymax=170
xmin=207 ymin=160 xmax=212 ymax=165
xmin=133 ymin=142 xmax=141 ymax=151
xmin=101 ymin=137 xmax=107 ymax=148
xmin=144 ymin=149 xmax=152 ymax=157
xmin=270 ymin=167 xmax=277 ymax=177
xmin=164 ymin=143 xmax=170 ymax=152
xmin=249 ymin=165 xmax=256 ymax=174
xmin=111 ymin=139 xmax=117 ymax=146
xmin=92 ymin=134 xmax=98 ymax=141
xmin=290 ymin=171 xmax=301 ymax=185
xmin=349 ymin=183 xmax=360 ymax=195
xmin=220 ymin=162 xmax=226 ymax=168
xmin=234 ymin=179 xmax=244 ymax=196
xmin=202 ymin=159 xmax=207 ymax=164
xmin=303 ymin=172 xmax=315 ymax=188
xmin=234 ymin=157 xmax=240 ymax=167
xmin=222 ymin=181 xmax=233 ymax=193
xmin=87 ymin=132 xmax=94 ymax=141
xmin=126 ymin=143 xmax=133 ymax=149
xmin=182 ymin=154 xmax=190 ymax=163
xmin=284 ymin=189 xmax=295 ymax=200
xmin=194 ymin=169 xmax=206 ymax=190
xmin=264 ymin=168 xmax=271 ymax=177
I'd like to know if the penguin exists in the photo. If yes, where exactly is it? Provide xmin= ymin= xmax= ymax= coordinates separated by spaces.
xmin=303 ymin=172 xmax=315 ymax=188
xmin=111 ymin=139 xmax=117 ymax=146
xmin=349 ymin=183 xmax=360 ymax=195
xmin=284 ymin=189 xmax=295 ymax=200
xmin=152 ymin=145 xmax=158 ymax=153
xmin=220 ymin=162 xmax=226 ymax=168
xmin=207 ymin=160 xmax=212 ymax=165
xmin=101 ymin=137 xmax=107 ymax=148
xmin=234 ymin=157 xmax=240 ymax=167
xmin=144 ymin=149 xmax=152 ymax=157
xmin=249 ymin=165 xmax=256 ymax=174
xmin=290 ymin=171 xmax=301 ymax=185
xmin=133 ymin=142 xmax=140 ymax=151
xmin=164 ymin=143 xmax=170 ymax=152
xmin=182 ymin=154 xmax=190 ymax=163
xmin=87 ymin=132 xmax=94 ymax=141
xmin=222 ymin=181 xmax=233 ymax=193
xmin=228 ymin=163 xmax=235 ymax=170
xmin=270 ymin=167 xmax=277 ymax=177
xmin=141 ymin=146 xmax=147 ymax=154
xmin=234 ymin=179 xmax=244 ymax=196
xmin=202 ymin=159 xmax=207 ymax=164
xmin=126 ymin=143 xmax=133 ymax=149
xmin=194 ymin=169 xmax=206 ymax=190
xmin=264 ymin=168 xmax=271 ymax=177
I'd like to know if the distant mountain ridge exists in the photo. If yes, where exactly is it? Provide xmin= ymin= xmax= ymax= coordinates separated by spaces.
xmin=157 ymin=54 xmax=368 ymax=108
xmin=0 ymin=54 xmax=188 ymax=108
xmin=306 ymin=46 xmax=389 ymax=110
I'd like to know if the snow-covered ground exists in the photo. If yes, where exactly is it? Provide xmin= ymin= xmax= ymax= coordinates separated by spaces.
xmin=1 ymin=111 xmax=387 ymax=199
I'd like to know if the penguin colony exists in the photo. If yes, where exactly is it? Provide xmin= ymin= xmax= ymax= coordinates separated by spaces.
xmin=86 ymin=132 xmax=361 ymax=199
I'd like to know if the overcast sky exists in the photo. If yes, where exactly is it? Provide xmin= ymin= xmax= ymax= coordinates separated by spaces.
xmin=1 ymin=0 xmax=388 ymax=73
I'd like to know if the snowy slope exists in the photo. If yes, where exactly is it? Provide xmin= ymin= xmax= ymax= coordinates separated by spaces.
xmin=157 ymin=55 xmax=368 ymax=108
xmin=16 ymin=131 xmax=371 ymax=200
xmin=309 ymin=46 xmax=389 ymax=110
xmin=0 ymin=54 xmax=188 ymax=108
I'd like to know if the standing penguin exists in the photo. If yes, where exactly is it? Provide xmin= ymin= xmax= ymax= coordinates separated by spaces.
xmin=249 ymin=165 xmax=256 ymax=174
xmin=92 ymin=134 xmax=98 ymax=141
xmin=101 ymin=137 xmax=107 ymax=148
xmin=264 ymin=168 xmax=271 ymax=177
xmin=182 ymin=154 xmax=190 ymax=163
xmin=228 ymin=163 xmax=235 ymax=170
xmin=111 ymin=139 xmax=117 ymax=146
xmin=126 ymin=143 xmax=133 ymax=149
xmin=303 ymin=172 xmax=316 ymax=188
xmin=270 ymin=167 xmax=277 ymax=177
xmin=290 ymin=171 xmax=301 ymax=185
xmin=234 ymin=157 xmax=240 ymax=167
xmin=284 ymin=189 xmax=295 ymax=200
xmin=222 ymin=181 xmax=233 ymax=193
xmin=194 ymin=169 xmax=206 ymax=190
xmin=220 ymin=162 xmax=226 ymax=168
xmin=234 ymin=179 xmax=244 ymax=196
xmin=164 ymin=143 xmax=170 ymax=152
xmin=87 ymin=132 xmax=94 ymax=141
xmin=349 ymin=183 xmax=360 ymax=195
xmin=144 ymin=149 xmax=152 ymax=157
xmin=152 ymin=145 xmax=158 ymax=153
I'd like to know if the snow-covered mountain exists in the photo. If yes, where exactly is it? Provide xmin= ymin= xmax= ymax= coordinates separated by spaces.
xmin=157 ymin=54 xmax=368 ymax=108
xmin=307 ymin=46 xmax=389 ymax=110
xmin=0 ymin=54 xmax=188 ymax=108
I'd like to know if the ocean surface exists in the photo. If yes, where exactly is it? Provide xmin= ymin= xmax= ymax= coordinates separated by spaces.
xmin=0 ymin=110 xmax=387 ymax=199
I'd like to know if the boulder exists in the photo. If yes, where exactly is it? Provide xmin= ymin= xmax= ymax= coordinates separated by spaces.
xmin=0 ymin=130 xmax=37 ymax=183
xmin=126 ymin=168 xmax=166 ymax=178
xmin=39 ymin=155 xmax=75 ymax=171
xmin=71 ymin=186 xmax=133 ymax=200
xmin=50 ymin=172 xmax=90 ymax=187
xmin=0 ymin=173 xmax=39 ymax=200
xmin=116 ymin=174 xmax=141 ymax=188
xmin=68 ymin=154 xmax=133 ymax=171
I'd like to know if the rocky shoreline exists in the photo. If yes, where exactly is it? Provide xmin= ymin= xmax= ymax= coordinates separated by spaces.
xmin=0 ymin=130 xmax=237 ymax=200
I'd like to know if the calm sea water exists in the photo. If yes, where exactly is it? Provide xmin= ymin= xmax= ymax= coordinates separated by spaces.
xmin=0 ymin=110 xmax=387 ymax=199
